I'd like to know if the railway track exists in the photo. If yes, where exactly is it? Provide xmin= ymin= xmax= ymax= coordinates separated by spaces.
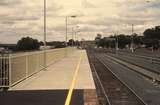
xmin=103 ymin=54 xmax=160 ymax=82
xmin=94 ymin=48 xmax=160 ymax=82
xmin=114 ymin=52 xmax=160 ymax=65
xmin=87 ymin=49 xmax=147 ymax=105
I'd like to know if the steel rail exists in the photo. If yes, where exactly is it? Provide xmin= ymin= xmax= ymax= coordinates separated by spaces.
xmin=90 ymin=61 xmax=111 ymax=105
xmin=95 ymin=55 xmax=148 ymax=105
xmin=116 ymin=52 xmax=160 ymax=64
xmin=103 ymin=54 xmax=160 ymax=82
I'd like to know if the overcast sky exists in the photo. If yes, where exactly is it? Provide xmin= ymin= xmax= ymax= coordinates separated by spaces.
xmin=0 ymin=0 xmax=160 ymax=43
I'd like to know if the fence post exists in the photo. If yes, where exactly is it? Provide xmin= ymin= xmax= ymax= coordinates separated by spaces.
xmin=25 ymin=53 xmax=29 ymax=79
xmin=36 ymin=53 xmax=40 ymax=72
xmin=43 ymin=50 xmax=47 ymax=70
xmin=9 ymin=54 xmax=12 ymax=88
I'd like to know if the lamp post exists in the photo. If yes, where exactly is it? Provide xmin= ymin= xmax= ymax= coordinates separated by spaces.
xmin=74 ymin=25 xmax=80 ymax=40
xmin=65 ymin=16 xmax=68 ymax=46
xmin=44 ymin=0 xmax=46 ymax=48
xmin=115 ymin=31 xmax=119 ymax=54
xmin=76 ymin=30 xmax=81 ymax=40
xmin=76 ymin=30 xmax=81 ymax=47
xmin=72 ymin=27 xmax=74 ymax=46
xmin=43 ymin=0 xmax=47 ymax=69
xmin=72 ymin=25 xmax=80 ymax=46
xmin=65 ymin=16 xmax=77 ymax=46
xmin=131 ymin=24 xmax=134 ymax=53
xmin=123 ymin=23 xmax=134 ymax=52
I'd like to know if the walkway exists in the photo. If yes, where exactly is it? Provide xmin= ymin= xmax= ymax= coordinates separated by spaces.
xmin=0 ymin=49 xmax=98 ymax=105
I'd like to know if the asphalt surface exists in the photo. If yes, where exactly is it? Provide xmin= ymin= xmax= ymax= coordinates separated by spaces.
xmin=96 ymin=53 xmax=160 ymax=105
xmin=0 ymin=89 xmax=84 ymax=105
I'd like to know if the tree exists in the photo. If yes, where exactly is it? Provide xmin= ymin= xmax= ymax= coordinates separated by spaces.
xmin=46 ymin=41 xmax=66 ymax=48
xmin=143 ymin=26 xmax=160 ymax=40
xmin=110 ymin=34 xmax=131 ymax=49
xmin=98 ymin=38 xmax=105 ymax=48
xmin=133 ymin=34 xmax=143 ymax=45
xmin=68 ymin=39 xmax=75 ymax=46
xmin=143 ymin=39 xmax=159 ymax=49
xmin=143 ymin=26 xmax=160 ymax=49
xmin=95 ymin=34 xmax=102 ymax=47
xmin=16 ymin=37 xmax=40 ymax=51
xmin=95 ymin=34 xmax=102 ymax=41
xmin=94 ymin=33 xmax=144 ymax=49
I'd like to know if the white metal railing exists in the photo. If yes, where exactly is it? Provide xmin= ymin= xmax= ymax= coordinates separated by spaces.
xmin=0 ymin=55 xmax=10 ymax=88
xmin=0 ymin=47 xmax=75 ymax=89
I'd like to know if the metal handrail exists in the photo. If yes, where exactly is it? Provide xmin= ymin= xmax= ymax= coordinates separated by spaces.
xmin=0 ymin=47 xmax=75 ymax=89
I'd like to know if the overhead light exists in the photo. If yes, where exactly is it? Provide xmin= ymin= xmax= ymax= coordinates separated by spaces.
xmin=146 ymin=0 xmax=150 ymax=3
xmin=70 ymin=15 xmax=77 ymax=18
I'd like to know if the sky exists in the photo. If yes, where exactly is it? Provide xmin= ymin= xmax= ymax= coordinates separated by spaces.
xmin=0 ymin=0 xmax=160 ymax=43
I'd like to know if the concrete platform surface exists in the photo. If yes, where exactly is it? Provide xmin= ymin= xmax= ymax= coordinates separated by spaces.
xmin=10 ymin=50 xmax=95 ymax=90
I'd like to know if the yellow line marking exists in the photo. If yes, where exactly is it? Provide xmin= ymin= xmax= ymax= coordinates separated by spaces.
xmin=64 ymin=52 xmax=84 ymax=105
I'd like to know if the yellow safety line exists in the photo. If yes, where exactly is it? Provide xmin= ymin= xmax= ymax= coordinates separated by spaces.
xmin=64 ymin=53 xmax=84 ymax=105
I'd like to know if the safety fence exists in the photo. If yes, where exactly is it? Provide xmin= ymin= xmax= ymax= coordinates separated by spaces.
xmin=0 ymin=47 xmax=75 ymax=89
xmin=0 ymin=55 xmax=10 ymax=88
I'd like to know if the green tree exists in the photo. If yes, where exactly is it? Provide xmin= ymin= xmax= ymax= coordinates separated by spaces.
xmin=110 ymin=34 xmax=131 ymax=49
xmin=16 ymin=37 xmax=40 ymax=51
xmin=144 ymin=26 xmax=160 ymax=40
xmin=143 ymin=26 xmax=160 ymax=49
xmin=68 ymin=39 xmax=75 ymax=46
xmin=95 ymin=34 xmax=102 ymax=47
xmin=98 ymin=38 xmax=105 ymax=48
xmin=133 ymin=34 xmax=143 ymax=45
xmin=143 ymin=39 xmax=159 ymax=49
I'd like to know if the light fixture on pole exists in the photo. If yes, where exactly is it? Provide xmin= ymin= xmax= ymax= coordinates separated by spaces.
xmin=131 ymin=24 xmax=134 ymax=53
xmin=75 ymin=25 xmax=80 ymax=41
xmin=43 ymin=0 xmax=47 ymax=69
xmin=71 ymin=25 xmax=80 ymax=46
xmin=65 ymin=15 xmax=77 ymax=46
xmin=72 ymin=27 xmax=74 ymax=46
xmin=115 ymin=31 xmax=119 ymax=54
xmin=44 ymin=0 xmax=46 ymax=48
xmin=65 ymin=16 xmax=68 ymax=46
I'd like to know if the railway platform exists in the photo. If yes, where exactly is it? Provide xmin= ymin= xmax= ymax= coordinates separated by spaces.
xmin=0 ymin=49 xmax=98 ymax=105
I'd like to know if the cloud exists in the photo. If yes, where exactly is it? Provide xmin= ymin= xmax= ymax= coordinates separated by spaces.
xmin=81 ymin=0 xmax=96 ymax=8
xmin=0 ymin=0 xmax=21 ymax=6
xmin=1 ymin=21 xmax=15 ymax=25
xmin=0 ymin=0 xmax=160 ymax=43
